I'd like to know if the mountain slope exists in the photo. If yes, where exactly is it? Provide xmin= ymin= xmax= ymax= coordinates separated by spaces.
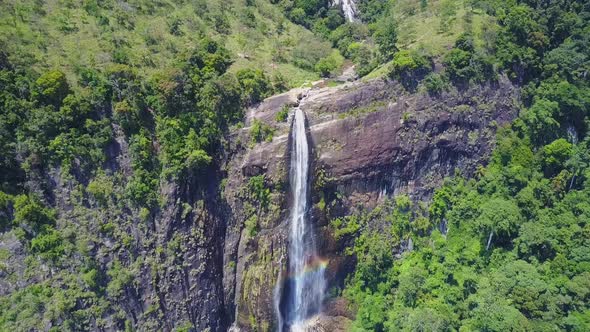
xmin=0 ymin=0 xmax=589 ymax=331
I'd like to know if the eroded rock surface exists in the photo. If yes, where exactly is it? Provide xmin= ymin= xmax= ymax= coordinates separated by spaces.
xmin=224 ymin=77 xmax=519 ymax=330
xmin=0 ymin=75 xmax=519 ymax=332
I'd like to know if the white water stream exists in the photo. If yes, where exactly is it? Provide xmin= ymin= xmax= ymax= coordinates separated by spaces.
xmin=332 ymin=0 xmax=358 ymax=22
xmin=283 ymin=106 xmax=325 ymax=331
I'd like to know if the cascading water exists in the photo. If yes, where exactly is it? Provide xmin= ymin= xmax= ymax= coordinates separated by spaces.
xmin=280 ymin=105 xmax=326 ymax=331
xmin=332 ymin=0 xmax=358 ymax=22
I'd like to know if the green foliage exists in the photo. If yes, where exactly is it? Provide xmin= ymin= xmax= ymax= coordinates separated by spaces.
xmin=422 ymin=72 xmax=449 ymax=95
xmin=244 ymin=215 xmax=258 ymax=237
xmin=390 ymin=50 xmax=431 ymax=77
xmin=347 ymin=42 xmax=378 ymax=77
xmin=250 ymin=119 xmax=275 ymax=145
xmin=0 ymin=191 xmax=13 ymax=230
xmin=389 ymin=50 xmax=431 ymax=90
xmin=30 ymin=226 xmax=65 ymax=261
xmin=543 ymin=138 xmax=573 ymax=177
xmin=236 ymin=68 xmax=272 ymax=104
xmin=343 ymin=3 xmax=590 ymax=328
xmin=0 ymin=283 xmax=53 ymax=330
xmin=34 ymin=70 xmax=69 ymax=106
xmin=442 ymin=33 xmax=495 ymax=85
xmin=373 ymin=15 xmax=398 ymax=60
xmin=443 ymin=48 xmax=472 ymax=80
xmin=275 ymin=105 xmax=290 ymax=122
xmin=292 ymin=38 xmax=335 ymax=71
xmin=521 ymin=99 xmax=560 ymax=145
xmin=248 ymin=175 xmax=271 ymax=209
xmin=106 ymin=260 xmax=135 ymax=298
xmin=438 ymin=0 xmax=458 ymax=33
xmin=477 ymin=197 xmax=523 ymax=248
xmin=87 ymin=174 xmax=114 ymax=206
xmin=1 ymin=0 xmax=590 ymax=330
xmin=315 ymin=51 xmax=344 ymax=77
xmin=13 ymin=195 xmax=56 ymax=237
xmin=127 ymin=131 xmax=159 ymax=206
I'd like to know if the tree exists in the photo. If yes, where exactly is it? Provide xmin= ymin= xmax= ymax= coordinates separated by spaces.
xmin=543 ymin=138 xmax=573 ymax=177
xmin=522 ymin=99 xmax=560 ymax=144
xmin=442 ymin=48 xmax=472 ymax=82
xmin=35 ymin=70 xmax=69 ymax=106
xmin=373 ymin=16 xmax=397 ymax=59
xmin=464 ymin=290 xmax=532 ymax=331
xmin=294 ymin=0 xmax=321 ymax=14
xmin=13 ymin=195 xmax=56 ymax=237
xmin=389 ymin=50 xmax=431 ymax=90
xmin=351 ymin=293 xmax=388 ymax=332
xmin=236 ymin=68 xmax=272 ymax=105
xmin=315 ymin=51 xmax=342 ymax=77
xmin=187 ymin=37 xmax=233 ymax=86
xmin=476 ymin=197 xmax=522 ymax=249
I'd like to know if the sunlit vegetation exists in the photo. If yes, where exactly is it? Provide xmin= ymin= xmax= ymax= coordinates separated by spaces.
xmin=0 ymin=0 xmax=589 ymax=330
xmin=334 ymin=0 xmax=590 ymax=330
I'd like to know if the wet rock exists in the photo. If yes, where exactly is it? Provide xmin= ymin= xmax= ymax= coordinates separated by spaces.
xmin=226 ymin=77 xmax=519 ymax=330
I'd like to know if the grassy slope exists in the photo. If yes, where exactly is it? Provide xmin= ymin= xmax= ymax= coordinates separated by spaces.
xmin=365 ymin=0 xmax=493 ymax=79
xmin=0 ymin=0 xmax=325 ymax=88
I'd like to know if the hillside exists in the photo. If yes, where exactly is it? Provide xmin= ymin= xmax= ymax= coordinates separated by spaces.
xmin=1 ymin=0 xmax=590 ymax=331
xmin=0 ymin=0 xmax=335 ymax=87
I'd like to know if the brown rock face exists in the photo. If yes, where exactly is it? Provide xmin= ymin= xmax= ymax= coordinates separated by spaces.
xmin=307 ymin=78 xmax=517 ymax=202
xmin=223 ymin=78 xmax=519 ymax=330
xmin=0 ymin=75 xmax=519 ymax=331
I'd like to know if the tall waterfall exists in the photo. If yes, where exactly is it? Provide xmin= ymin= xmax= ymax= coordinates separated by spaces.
xmin=332 ymin=0 xmax=358 ymax=22
xmin=283 ymin=107 xmax=325 ymax=331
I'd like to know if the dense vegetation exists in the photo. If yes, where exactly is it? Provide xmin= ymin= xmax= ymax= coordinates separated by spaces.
xmin=0 ymin=0 xmax=589 ymax=330
xmin=0 ymin=0 xmax=307 ymax=329
xmin=336 ymin=0 xmax=590 ymax=331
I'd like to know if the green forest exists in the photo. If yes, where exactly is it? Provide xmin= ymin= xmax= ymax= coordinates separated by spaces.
xmin=0 ymin=0 xmax=589 ymax=331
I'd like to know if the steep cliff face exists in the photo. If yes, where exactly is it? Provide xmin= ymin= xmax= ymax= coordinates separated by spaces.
xmin=33 ymin=145 xmax=230 ymax=331
xmin=223 ymin=77 xmax=519 ymax=330
xmin=0 ymin=76 xmax=519 ymax=332
xmin=0 ymin=120 xmax=231 ymax=330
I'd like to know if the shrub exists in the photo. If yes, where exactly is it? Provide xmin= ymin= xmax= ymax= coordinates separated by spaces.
xmin=107 ymin=260 xmax=135 ymax=298
xmin=248 ymin=175 xmax=271 ymax=208
xmin=30 ymin=226 xmax=65 ymax=261
xmin=275 ymin=105 xmax=290 ymax=122
xmin=389 ymin=50 xmax=431 ymax=90
xmin=423 ymin=73 xmax=448 ymax=95
xmin=272 ymin=73 xmax=289 ymax=93
xmin=315 ymin=56 xmax=338 ymax=77
xmin=0 ymin=192 xmax=13 ymax=230
xmin=250 ymin=119 xmax=274 ymax=144
xmin=236 ymin=68 xmax=272 ymax=105
xmin=35 ymin=70 xmax=69 ymax=106
xmin=87 ymin=175 xmax=114 ymax=206
xmin=13 ymin=195 xmax=56 ymax=237
xmin=244 ymin=215 xmax=258 ymax=237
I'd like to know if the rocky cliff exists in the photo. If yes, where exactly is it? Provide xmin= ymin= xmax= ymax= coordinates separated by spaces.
xmin=222 ymin=77 xmax=519 ymax=330
xmin=0 ymin=76 xmax=519 ymax=332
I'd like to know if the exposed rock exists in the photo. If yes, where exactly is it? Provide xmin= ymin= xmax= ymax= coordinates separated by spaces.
xmin=0 ymin=75 xmax=520 ymax=332
xmin=225 ymin=77 xmax=519 ymax=330
xmin=0 ymin=232 xmax=27 ymax=295
xmin=290 ymin=314 xmax=352 ymax=332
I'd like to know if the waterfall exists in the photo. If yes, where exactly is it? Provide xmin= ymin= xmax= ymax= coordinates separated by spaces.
xmin=281 ymin=107 xmax=325 ymax=331
xmin=332 ymin=0 xmax=358 ymax=22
